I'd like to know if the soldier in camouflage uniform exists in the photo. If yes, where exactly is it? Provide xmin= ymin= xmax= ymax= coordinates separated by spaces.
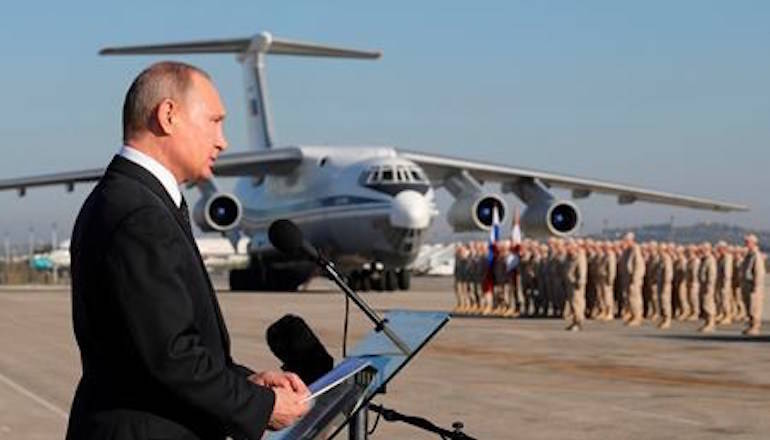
xmin=715 ymin=241 xmax=734 ymax=325
xmin=685 ymin=245 xmax=701 ymax=321
xmin=697 ymin=242 xmax=718 ymax=332
xmin=597 ymin=241 xmax=617 ymax=321
xmin=732 ymin=246 xmax=747 ymax=322
xmin=740 ymin=234 xmax=765 ymax=335
xmin=620 ymin=233 xmax=646 ymax=326
xmin=453 ymin=244 xmax=468 ymax=313
xmin=646 ymin=242 xmax=662 ymax=321
xmin=536 ymin=244 xmax=551 ymax=316
xmin=470 ymin=241 xmax=486 ymax=314
xmin=585 ymin=240 xmax=601 ymax=319
xmin=519 ymin=242 xmax=537 ymax=317
xmin=657 ymin=242 xmax=675 ymax=329
xmin=673 ymin=245 xmax=690 ymax=321
xmin=565 ymin=240 xmax=588 ymax=331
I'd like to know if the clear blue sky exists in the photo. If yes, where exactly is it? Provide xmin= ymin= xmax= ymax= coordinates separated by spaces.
xmin=1 ymin=1 xmax=768 ymax=244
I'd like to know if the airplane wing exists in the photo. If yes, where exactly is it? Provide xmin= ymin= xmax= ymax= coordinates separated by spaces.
xmin=212 ymin=147 xmax=302 ymax=176
xmin=0 ymin=168 xmax=103 ymax=196
xmin=398 ymin=149 xmax=748 ymax=212
xmin=0 ymin=147 xmax=303 ymax=196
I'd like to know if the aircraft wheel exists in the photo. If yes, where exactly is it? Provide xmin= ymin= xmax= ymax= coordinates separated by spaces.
xmin=229 ymin=269 xmax=249 ymax=291
xmin=384 ymin=269 xmax=397 ymax=291
xmin=372 ymin=273 xmax=385 ymax=292
xmin=397 ymin=269 xmax=411 ymax=291
xmin=349 ymin=271 xmax=362 ymax=291
xmin=360 ymin=273 xmax=371 ymax=292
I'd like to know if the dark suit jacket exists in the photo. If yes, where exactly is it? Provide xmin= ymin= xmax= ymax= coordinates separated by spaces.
xmin=66 ymin=156 xmax=275 ymax=440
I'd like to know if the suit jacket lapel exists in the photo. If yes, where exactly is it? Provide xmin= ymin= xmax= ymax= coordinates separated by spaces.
xmin=106 ymin=156 xmax=232 ymax=353
xmin=108 ymin=156 xmax=190 ymax=236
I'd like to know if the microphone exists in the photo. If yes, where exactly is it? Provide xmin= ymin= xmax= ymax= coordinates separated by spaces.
xmin=268 ymin=219 xmax=319 ymax=261
xmin=266 ymin=314 xmax=334 ymax=385
xmin=267 ymin=219 xmax=412 ymax=355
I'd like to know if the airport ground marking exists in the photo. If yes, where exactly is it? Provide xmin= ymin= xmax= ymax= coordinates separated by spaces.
xmin=0 ymin=370 xmax=68 ymax=420
xmin=504 ymin=385 xmax=706 ymax=428
xmin=607 ymin=403 xmax=704 ymax=427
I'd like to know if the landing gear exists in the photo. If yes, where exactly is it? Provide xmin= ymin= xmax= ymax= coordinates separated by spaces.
xmin=360 ymin=273 xmax=371 ymax=292
xmin=348 ymin=267 xmax=411 ymax=292
xmin=229 ymin=268 xmax=253 ymax=291
xmin=384 ymin=269 xmax=398 ymax=291
xmin=228 ymin=256 xmax=314 ymax=291
xmin=348 ymin=270 xmax=371 ymax=292
xmin=396 ymin=269 xmax=411 ymax=291
xmin=372 ymin=273 xmax=385 ymax=292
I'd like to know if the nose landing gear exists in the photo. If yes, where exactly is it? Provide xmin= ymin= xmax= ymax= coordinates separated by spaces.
xmin=348 ymin=266 xmax=411 ymax=292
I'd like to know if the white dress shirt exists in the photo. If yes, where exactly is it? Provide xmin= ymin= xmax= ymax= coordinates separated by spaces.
xmin=118 ymin=145 xmax=182 ymax=208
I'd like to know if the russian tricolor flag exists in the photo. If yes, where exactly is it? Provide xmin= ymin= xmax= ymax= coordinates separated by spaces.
xmin=482 ymin=206 xmax=500 ymax=293
xmin=511 ymin=206 xmax=522 ymax=245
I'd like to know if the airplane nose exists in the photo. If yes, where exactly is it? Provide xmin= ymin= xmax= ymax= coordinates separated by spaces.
xmin=390 ymin=190 xmax=431 ymax=229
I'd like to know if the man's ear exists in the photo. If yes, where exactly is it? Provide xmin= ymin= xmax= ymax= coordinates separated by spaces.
xmin=155 ymin=98 xmax=178 ymax=135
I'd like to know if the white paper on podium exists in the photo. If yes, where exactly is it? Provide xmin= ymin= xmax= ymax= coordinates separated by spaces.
xmin=302 ymin=357 xmax=370 ymax=403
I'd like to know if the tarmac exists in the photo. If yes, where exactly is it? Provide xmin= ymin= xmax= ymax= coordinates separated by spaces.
xmin=0 ymin=276 xmax=769 ymax=439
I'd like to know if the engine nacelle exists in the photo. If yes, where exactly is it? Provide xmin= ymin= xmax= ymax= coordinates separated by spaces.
xmin=521 ymin=200 xmax=580 ymax=237
xmin=193 ymin=193 xmax=243 ymax=232
xmin=447 ymin=194 xmax=507 ymax=232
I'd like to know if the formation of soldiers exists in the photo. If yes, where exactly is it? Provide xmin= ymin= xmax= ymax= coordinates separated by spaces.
xmin=453 ymin=232 xmax=765 ymax=334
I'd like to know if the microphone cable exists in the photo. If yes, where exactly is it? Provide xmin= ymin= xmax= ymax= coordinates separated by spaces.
xmin=342 ymin=292 xmax=350 ymax=358
xmin=367 ymin=402 xmax=383 ymax=436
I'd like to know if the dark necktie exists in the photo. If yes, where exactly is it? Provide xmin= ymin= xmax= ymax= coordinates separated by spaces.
xmin=179 ymin=196 xmax=193 ymax=236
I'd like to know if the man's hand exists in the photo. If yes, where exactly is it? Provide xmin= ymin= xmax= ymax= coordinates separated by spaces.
xmin=266 ymin=384 xmax=310 ymax=431
xmin=248 ymin=371 xmax=309 ymax=395
xmin=248 ymin=371 xmax=310 ymax=431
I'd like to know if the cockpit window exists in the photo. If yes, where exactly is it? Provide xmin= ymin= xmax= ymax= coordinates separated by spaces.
xmin=367 ymin=167 xmax=379 ymax=183
xmin=362 ymin=164 xmax=428 ymax=186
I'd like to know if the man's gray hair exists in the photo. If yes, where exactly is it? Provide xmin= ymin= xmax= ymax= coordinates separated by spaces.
xmin=122 ymin=61 xmax=210 ymax=142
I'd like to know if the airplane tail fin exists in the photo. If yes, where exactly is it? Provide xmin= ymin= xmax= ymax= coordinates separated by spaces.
xmin=99 ymin=35 xmax=382 ymax=59
xmin=101 ymin=32 xmax=381 ymax=150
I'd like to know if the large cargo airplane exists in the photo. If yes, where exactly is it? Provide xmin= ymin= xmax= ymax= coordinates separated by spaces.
xmin=0 ymin=32 xmax=747 ymax=291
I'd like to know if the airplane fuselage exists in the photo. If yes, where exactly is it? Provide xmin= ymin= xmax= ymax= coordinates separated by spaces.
xmin=234 ymin=145 xmax=436 ymax=271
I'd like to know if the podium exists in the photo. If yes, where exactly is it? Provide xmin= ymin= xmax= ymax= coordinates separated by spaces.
xmin=267 ymin=310 xmax=449 ymax=440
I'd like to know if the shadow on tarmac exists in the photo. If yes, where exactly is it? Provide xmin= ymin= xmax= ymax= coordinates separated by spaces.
xmin=643 ymin=333 xmax=770 ymax=344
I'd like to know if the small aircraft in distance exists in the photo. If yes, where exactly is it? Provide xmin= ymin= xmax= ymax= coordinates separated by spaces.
xmin=0 ymin=32 xmax=747 ymax=291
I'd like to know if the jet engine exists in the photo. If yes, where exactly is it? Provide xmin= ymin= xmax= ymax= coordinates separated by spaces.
xmin=447 ymin=194 xmax=507 ymax=231
xmin=521 ymin=199 xmax=580 ymax=237
xmin=193 ymin=193 xmax=243 ymax=232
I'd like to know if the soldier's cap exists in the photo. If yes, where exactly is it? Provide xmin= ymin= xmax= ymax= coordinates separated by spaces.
xmin=623 ymin=232 xmax=635 ymax=241
xmin=716 ymin=240 xmax=728 ymax=248
xmin=745 ymin=234 xmax=758 ymax=243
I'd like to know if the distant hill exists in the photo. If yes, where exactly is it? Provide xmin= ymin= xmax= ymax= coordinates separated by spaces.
xmin=592 ymin=222 xmax=769 ymax=251
xmin=427 ymin=221 xmax=769 ymax=252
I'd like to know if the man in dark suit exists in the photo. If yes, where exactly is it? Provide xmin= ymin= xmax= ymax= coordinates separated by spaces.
xmin=66 ymin=62 xmax=309 ymax=440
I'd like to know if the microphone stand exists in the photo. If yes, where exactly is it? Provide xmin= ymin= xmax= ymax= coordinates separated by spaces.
xmin=368 ymin=404 xmax=477 ymax=440
xmin=313 ymin=253 xmax=412 ymax=356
